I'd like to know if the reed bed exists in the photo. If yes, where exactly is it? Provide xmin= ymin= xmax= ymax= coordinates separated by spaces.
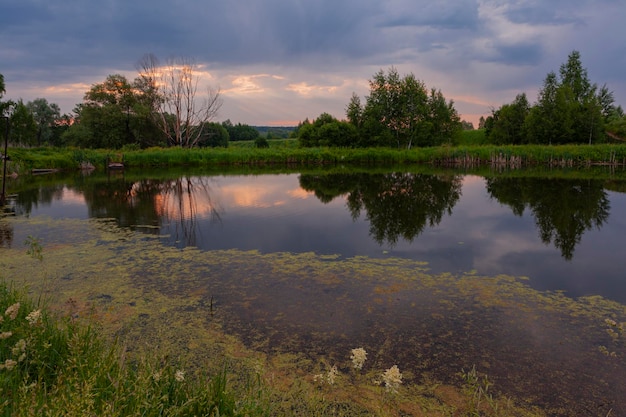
xmin=3 ymin=143 xmax=626 ymax=175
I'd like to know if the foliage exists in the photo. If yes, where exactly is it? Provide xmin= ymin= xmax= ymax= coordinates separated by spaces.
xmin=0 ymin=280 xmax=270 ymax=416
xmin=197 ymin=122 xmax=229 ymax=148
xmin=457 ymin=129 xmax=488 ymax=146
xmin=222 ymin=119 xmax=259 ymax=141
xmin=26 ymin=98 xmax=61 ymax=146
xmin=254 ymin=136 xmax=269 ymax=148
xmin=353 ymin=67 xmax=462 ymax=148
xmin=6 ymin=100 xmax=37 ymax=146
xmin=485 ymin=93 xmax=530 ymax=144
xmin=298 ymin=113 xmax=358 ymax=148
xmin=5 ymin=144 xmax=626 ymax=177
xmin=489 ymin=50 xmax=621 ymax=145
xmin=63 ymin=74 xmax=165 ymax=149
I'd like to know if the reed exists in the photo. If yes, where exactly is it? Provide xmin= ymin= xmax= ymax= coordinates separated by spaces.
xmin=4 ymin=143 xmax=626 ymax=175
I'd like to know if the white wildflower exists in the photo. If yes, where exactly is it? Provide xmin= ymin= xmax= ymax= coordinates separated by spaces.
xmin=314 ymin=365 xmax=339 ymax=385
xmin=175 ymin=369 xmax=185 ymax=382
xmin=350 ymin=348 xmax=367 ymax=370
xmin=12 ymin=339 xmax=26 ymax=356
xmin=26 ymin=310 xmax=42 ymax=326
xmin=152 ymin=371 xmax=162 ymax=382
xmin=381 ymin=365 xmax=403 ymax=393
xmin=1 ymin=359 xmax=17 ymax=371
xmin=5 ymin=303 xmax=20 ymax=320
xmin=327 ymin=365 xmax=339 ymax=385
xmin=0 ymin=331 xmax=12 ymax=340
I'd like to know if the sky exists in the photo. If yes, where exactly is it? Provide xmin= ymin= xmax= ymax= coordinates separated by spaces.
xmin=1 ymin=0 xmax=625 ymax=127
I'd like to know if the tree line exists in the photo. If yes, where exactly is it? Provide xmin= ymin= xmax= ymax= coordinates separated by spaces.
xmin=295 ymin=67 xmax=462 ymax=149
xmin=482 ymin=51 xmax=625 ymax=145
xmin=0 ymin=56 xmax=264 ymax=149
xmin=2 ymin=51 xmax=625 ymax=150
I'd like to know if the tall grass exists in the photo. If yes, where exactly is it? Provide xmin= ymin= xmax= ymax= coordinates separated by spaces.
xmin=4 ymin=142 xmax=626 ymax=175
xmin=0 ymin=280 xmax=269 ymax=416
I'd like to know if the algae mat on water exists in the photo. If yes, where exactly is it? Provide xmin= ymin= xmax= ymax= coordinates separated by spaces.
xmin=1 ymin=216 xmax=625 ymax=416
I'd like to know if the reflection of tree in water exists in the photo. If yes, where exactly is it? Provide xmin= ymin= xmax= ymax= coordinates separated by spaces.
xmin=486 ymin=177 xmax=610 ymax=259
xmin=11 ymin=183 xmax=65 ymax=216
xmin=300 ymin=172 xmax=462 ymax=245
xmin=155 ymin=176 xmax=221 ymax=247
xmin=76 ymin=175 xmax=221 ymax=247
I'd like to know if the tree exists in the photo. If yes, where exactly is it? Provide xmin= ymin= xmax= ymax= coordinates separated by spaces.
xmin=222 ymin=120 xmax=259 ymax=141
xmin=0 ymin=73 xmax=13 ymax=117
xmin=358 ymin=68 xmax=460 ymax=149
xmin=524 ymin=51 xmax=612 ymax=145
xmin=9 ymin=100 xmax=37 ymax=146
xmin=425 ymin=88 xmax=461 ymax=146
xmin=363 ymin=68 xmax=429 ymax=149
xmin=296 ymin=113 xmax=357 ymax=148
xmin=196 ymin=122 xmax=228 ymax=148
xmin=68 ymin=74 xmax=137 ymax=148
xmin=137 ymin=54 xmax=222 ymax=148
xmin=525 ymin=71 xmax=570 ymax=144
xmin=346 ymin=93 xmax=363 ymax=129
xmin=486 ymin=93 xmax=530 ymax=144
xmin=26 ymin=98 xmax=61 ymax=146
xmin=65 ymin=74 xmax=164 ymax=148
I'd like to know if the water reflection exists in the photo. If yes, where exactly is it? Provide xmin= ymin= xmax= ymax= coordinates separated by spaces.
xmin=5 ymin=169 xmax=626 ymax=302
xmin=300 ymin=172 xmax=462 ymax=245
xmin=486 ymin=177 xmax=610 ymax=259
xmin=77 ymin=175 xmax=222 ymax=247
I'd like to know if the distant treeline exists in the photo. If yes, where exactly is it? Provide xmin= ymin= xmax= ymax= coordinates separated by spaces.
xmin=253 ymin=126 xmax=296 ymax=139
xmin=1 ymin=51 xmax=624 ymax=151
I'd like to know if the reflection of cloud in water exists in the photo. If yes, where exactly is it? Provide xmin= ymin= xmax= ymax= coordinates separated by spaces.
xmin=60 ymin=188 xmax=86 ymax=205
xmin=286 ymin=187 xmax=313 ymax=200
xmin=217 ymin=176 xmax=313 ymax=209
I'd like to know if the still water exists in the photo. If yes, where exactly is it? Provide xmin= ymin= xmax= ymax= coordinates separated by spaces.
xmin=2 ymin=168 xmax=626 ymax=415
xmin=5 ymin=169 xmax=626 ymax=302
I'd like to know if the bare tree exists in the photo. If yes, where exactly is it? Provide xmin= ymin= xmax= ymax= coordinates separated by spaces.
xmin=137 ymin=54 xmax=222 ymax=147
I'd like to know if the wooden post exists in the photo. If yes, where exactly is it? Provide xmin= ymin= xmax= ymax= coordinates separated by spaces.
xmin=0 ymin=116 xmax=9 ymax=206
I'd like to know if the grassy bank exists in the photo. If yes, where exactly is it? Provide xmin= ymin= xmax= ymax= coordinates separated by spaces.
xmin=1 ymin=227 xmax=556 ymax=417
xmin=0 ymin=280 xmax=272 ymax=417
xmin=1 ymin=277 xmax=549 ymax=417
xmin=3 ymin=142 xmax=626 ymax=175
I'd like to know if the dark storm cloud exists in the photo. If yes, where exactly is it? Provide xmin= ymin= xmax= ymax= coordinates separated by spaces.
xmin=381 ymin=0 xmax=480 ymax=30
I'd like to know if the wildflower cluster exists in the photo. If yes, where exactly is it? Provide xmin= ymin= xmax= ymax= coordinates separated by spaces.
xmin=381 ymin=365 xmax=403 ymax=393
xmin=312 ymin=347 xmax=403 ymax=395
xmin=314 ymin=364 xmax=339 ymax=385
xmin=1 ymin=303 xmax=24 ymax=371
xmin=350 ymin=347 xmax=367 ymax=370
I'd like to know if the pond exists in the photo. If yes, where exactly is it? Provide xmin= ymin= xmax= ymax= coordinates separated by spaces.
xmin=1 ymin=167 xmax=626 ymax=415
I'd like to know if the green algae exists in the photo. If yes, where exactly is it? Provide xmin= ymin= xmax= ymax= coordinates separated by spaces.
xmin=1 ymin=216 xmax=625 ymax=416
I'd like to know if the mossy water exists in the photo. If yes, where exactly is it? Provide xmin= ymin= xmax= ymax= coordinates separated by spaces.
xmin=1 ymin=216 xmax=625 ymax=415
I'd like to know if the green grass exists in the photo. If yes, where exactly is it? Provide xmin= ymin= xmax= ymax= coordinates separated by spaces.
xmin=0 ymin=280 xmax=270 ymax=416
xmin=4 ymin=141 xmax=626 ymax=177
xmin=456 ymin=129 xmax=488 ymax=146
xmin=0 ymin=231 xmax=559 ymax=416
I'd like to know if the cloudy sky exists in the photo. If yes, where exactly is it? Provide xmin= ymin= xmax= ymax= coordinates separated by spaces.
xmin=1 ymin=0 xmax=625 ymax=127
